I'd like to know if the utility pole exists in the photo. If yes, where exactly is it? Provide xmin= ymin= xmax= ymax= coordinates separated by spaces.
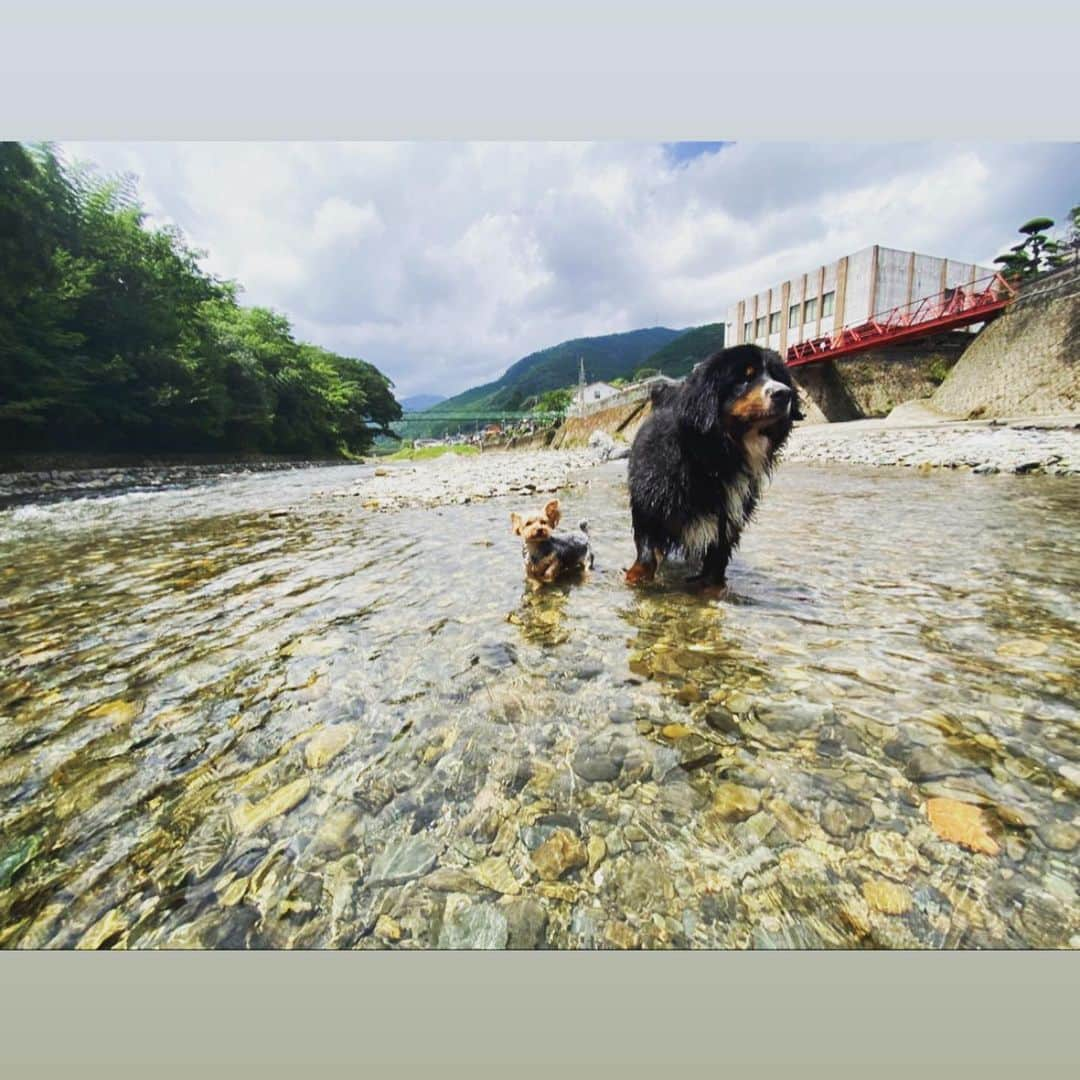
xmin=577 ymin=356 xmax=586 ymax=414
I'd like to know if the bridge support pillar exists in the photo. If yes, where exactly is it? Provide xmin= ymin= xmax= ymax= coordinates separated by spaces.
xmin=793 ymin=361 xmax=862 ymax=423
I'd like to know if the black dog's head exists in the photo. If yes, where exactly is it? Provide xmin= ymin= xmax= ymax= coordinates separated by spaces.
xmin=674 ymin=344 xmax=803 ymax=441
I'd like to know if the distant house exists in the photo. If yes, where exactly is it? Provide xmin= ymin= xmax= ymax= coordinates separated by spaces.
xmin=582 ymin=381 xmax=619 ymax=405
xmin=565 ymin=381 xmax=621 ymax=417
xmin=482 ymin=423 xmax=503 ymax=437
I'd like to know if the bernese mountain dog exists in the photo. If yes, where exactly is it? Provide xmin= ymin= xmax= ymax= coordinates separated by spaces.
xmin=625 ymin=344 xmax=802 ymax=590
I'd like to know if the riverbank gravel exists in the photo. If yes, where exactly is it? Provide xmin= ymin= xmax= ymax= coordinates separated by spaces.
xmin=783 ymin=421 xmax=1078 ymax=475
xmin=324 ymin=448 xmax=603 ymax=511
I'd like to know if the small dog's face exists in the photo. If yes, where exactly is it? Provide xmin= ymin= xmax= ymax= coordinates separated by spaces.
xmin=511 ymin=499 xmax=561 ymax=542
xmin=676 ymin=344 xmax=803 ymax=436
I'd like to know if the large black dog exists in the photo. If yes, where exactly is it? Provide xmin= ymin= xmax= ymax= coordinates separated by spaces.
xmin=625 ymin=344 xmax=802 ymax=589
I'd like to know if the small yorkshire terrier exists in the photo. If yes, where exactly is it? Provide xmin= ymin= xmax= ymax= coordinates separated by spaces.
xmin=511 ymin=499 xmax=593 ymax=585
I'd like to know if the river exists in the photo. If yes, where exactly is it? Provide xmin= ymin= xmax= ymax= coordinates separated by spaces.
xmin=0 ymin=459 xmax=1077 ymax=948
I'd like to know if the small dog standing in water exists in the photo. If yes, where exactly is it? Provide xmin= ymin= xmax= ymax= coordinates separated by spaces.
xmin=511 ymin=499 xmax=593 ymax=586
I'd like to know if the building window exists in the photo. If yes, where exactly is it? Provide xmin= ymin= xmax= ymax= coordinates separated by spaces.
xmin=743 ymin=321 xmax=752 ymax=342
xmin=821 ymin=291 xmax=835 ymax=318
xmin=788 ymin=304 xmax=800 ymax=328
xmin=755 ymin=316 xmax=766 ymax=337
xmin=804 ymin=297 xmax=818 ymax=322
xmin=769 ymin=311 xmax=781 ymax=334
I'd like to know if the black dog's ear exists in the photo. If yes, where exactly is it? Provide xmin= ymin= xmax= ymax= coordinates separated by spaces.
xmin=790 ymin=384 xmax=805 ymax=421
xmin=649 ymin=381 xmax=677 ymax=409
xmin=766 ymin=351 xmax=805 ymax=421
xmin=675 ymin=363 xmax=723 ymax=435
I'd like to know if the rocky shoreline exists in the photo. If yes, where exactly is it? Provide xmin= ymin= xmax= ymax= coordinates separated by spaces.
xmin=2 ymin=418 xmax=1076 ymax=512
xmin=0 ymin=457 xmax=353 ymax=508
xmin=784 ymin=419 xmax=1078 ymax=476
xmin=319 ymin=447 xmax=605 ymax=512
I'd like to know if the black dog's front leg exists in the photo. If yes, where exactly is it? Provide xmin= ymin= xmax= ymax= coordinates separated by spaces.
xmin=626 ymin=509 xmax=662 ymax=585
xmin=686 ymin=541 xmax=730 ymax=587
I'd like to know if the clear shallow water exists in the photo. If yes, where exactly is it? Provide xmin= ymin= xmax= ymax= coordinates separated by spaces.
xmin=0 ymin=460 xmax=1077 ymax=949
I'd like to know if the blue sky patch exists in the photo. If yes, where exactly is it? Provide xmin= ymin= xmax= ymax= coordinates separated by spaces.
xmin=663 ymin=141 xmax=728 ymax=165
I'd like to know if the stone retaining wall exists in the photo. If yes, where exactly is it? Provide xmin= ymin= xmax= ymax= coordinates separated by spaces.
xmin=551 ymin=398 xmax=651 ymax=449
xmin=794 ymin=334 xmax=969 ymax=423
xmin=932 ymin=265 xmax=1080 ymax=419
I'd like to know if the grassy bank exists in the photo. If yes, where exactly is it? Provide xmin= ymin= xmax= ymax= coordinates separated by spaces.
xmin=385 ymin=444 xmax=481 ymax=462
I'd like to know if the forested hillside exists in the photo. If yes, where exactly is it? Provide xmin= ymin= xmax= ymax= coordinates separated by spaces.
xmin=640 ymin=322 xmax=726 ymax=377
xmin=0 ymin=143 xmax=400 ymax=457
xmin=413 ymin=327 xmax=681 ymax=436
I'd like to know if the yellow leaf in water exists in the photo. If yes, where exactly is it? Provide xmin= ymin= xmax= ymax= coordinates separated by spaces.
xmin=926 ymin=797 xmax=1000 ymax=856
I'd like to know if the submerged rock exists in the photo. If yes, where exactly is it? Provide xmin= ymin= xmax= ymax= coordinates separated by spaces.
xmin=304 ymin=725 xmax=354 ymax=769
xmin=571 ymin=733 xmax=630 ymax=783
xmin=530 ymin=829 xmax=587 ymax=881
xmin=1037 ymin=821 xmax=1078 ymax=852
xmin=711 ymin=782 xmax=761 ymax=821
xmin=367 ymin=834 xmax=441 ymax=885
xmin=231 ymin=778 xmax=311 ymax=836
xmin=503 ymin=897 xmax=548 ymax=949
xmin=820 ymin=799 xmax=873 ymax=838
xmin=438 ymin=896 xmax=509 ymax=949
xmin=469 ymin=857 xmax=522 ymax=895
xmin=861 ymin=879 xmax=913 ymax=915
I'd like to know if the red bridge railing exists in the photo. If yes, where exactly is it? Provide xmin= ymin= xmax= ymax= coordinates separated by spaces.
xmin=786 ymin=272 xmax=1017 ymax=367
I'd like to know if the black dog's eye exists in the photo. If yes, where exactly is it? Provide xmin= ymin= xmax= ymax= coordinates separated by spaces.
xmin=744 ymin=365 xmax=756 ymax=381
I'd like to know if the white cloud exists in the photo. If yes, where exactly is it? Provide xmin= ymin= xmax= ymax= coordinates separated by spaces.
xmin=312 ymin=197 xmax=384 ymax=249
xmin=60 ymin=140 xmax=1080 ymax=398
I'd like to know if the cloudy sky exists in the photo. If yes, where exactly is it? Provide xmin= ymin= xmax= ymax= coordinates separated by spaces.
xmin=62 ymin=141 xmax=1079 ymax=400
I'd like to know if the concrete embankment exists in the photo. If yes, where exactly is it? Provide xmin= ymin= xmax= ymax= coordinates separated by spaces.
xmin=931 ymin=265 xmax=1080 ymax=419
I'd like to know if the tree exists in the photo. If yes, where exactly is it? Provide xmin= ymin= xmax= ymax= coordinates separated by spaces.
xmin=0 ymin=141 xmax=401 ymax=457
xmin=632 ymin=367 xmax=658 ymax=381
xmin=1047 ymin=204 xmax=1080 ymax=271
xmin=993 ymin=216 xmax=1061 ymax=281
xmin=535 ymin=387 xmax=573 ymax=415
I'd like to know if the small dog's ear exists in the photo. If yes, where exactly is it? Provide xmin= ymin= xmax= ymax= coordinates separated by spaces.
xmin=543 ymin=499 xmax=561 ymax=527
xmin=510 ymin=512 xmax=523 ymax=535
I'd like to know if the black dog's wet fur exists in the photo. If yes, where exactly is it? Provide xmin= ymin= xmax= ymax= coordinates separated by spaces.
xmin=627 ymin=344 xmax=803 ymax=587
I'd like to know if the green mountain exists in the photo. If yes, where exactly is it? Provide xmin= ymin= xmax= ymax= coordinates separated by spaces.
xmin=640 ymin=322 xmax=726 ymax=378
xmin=411 ymin=327 xmax=681 ymax=436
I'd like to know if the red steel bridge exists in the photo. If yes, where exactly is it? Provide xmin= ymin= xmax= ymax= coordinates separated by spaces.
xmin=786 ymin=272 xmax=1016 ymax=368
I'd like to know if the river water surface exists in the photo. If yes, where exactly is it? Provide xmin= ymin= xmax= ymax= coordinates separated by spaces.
xmin=1 ymin=460 xmax=1077 ymax=948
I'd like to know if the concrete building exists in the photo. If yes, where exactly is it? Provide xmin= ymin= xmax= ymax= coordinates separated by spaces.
xmin=724 ymin=245 xmax=998 ymax=356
